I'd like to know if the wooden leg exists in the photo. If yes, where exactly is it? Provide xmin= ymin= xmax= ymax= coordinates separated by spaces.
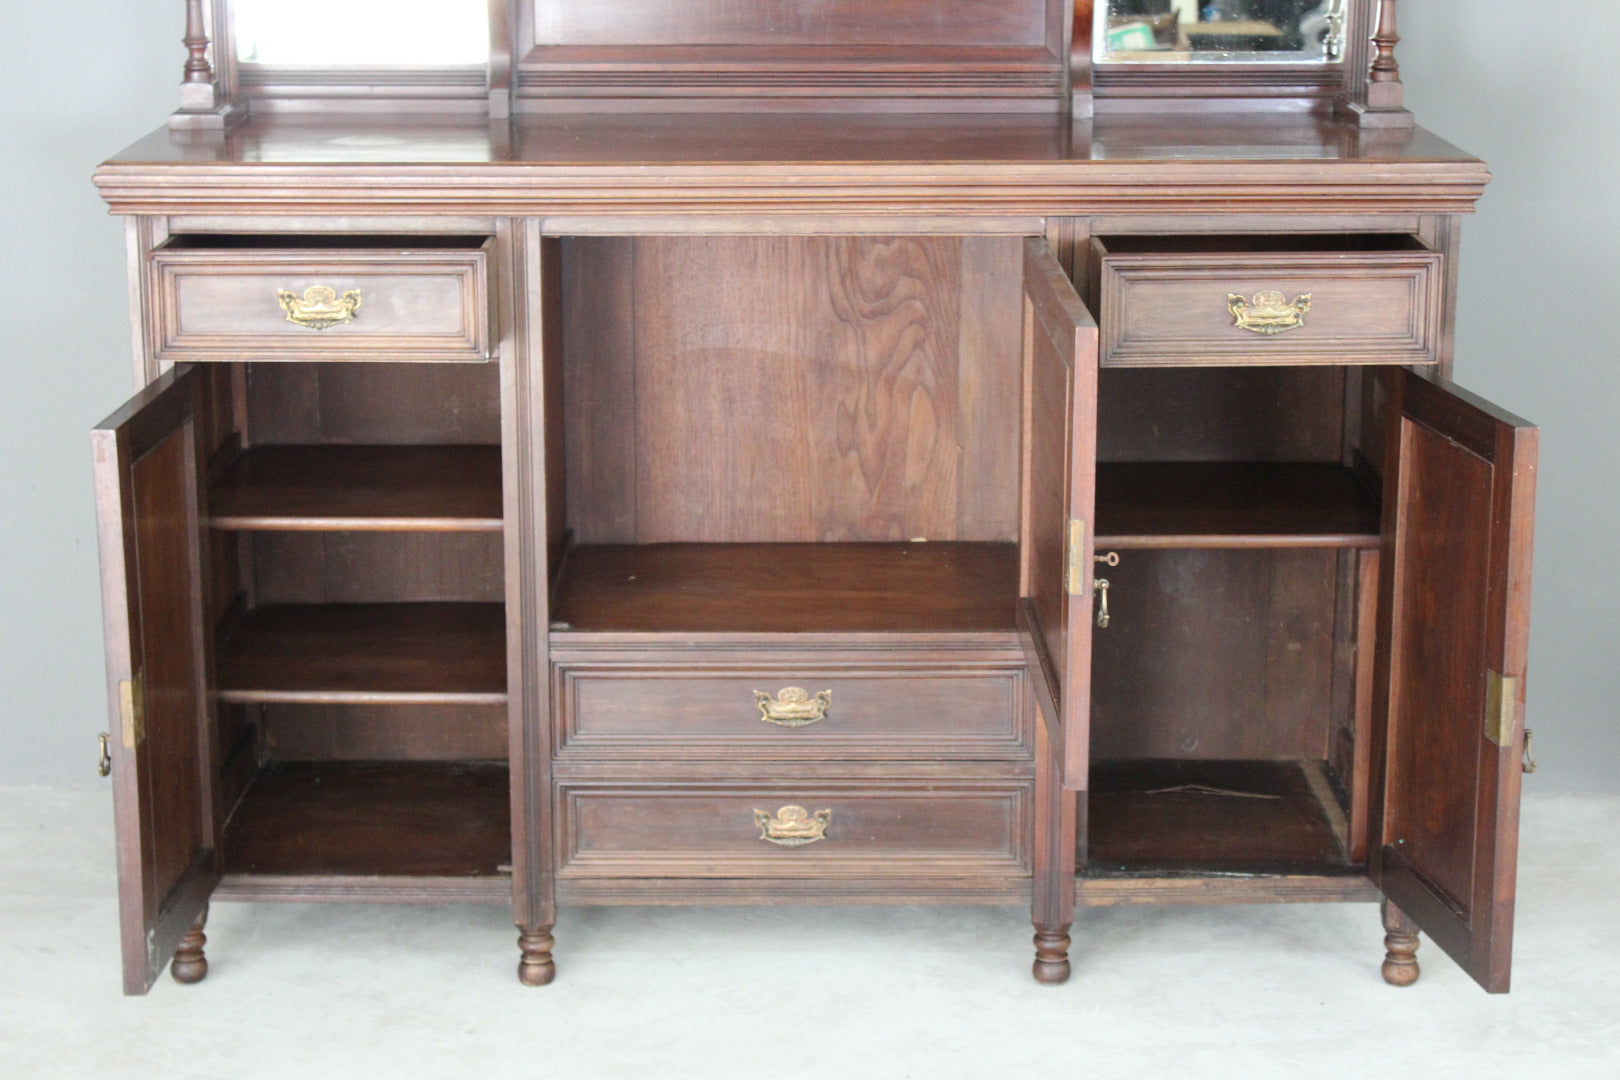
xmin=1033 ymin=925 xmax=1072 ymax=985
xmin=1381 ymin=899 xmax=1421 ymax=987
xmin=518 ymin=926 xmax=555 ymax=987
xmin=170 ymin=903 xmax=209 ymax=985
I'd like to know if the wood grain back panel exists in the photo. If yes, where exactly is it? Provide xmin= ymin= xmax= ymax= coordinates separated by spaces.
xmin=1098 ymin=366 xmax=1347 ymax=463
xmin=245 ymin=362 xmax=501 ymax=446
xmin=563 ymin=236 xmax=1022 ymax=544
xmin=533 ymin=0 xmax=1051 ymax=47
xmin=1090 ymin=549 xmax=1339 ymax=761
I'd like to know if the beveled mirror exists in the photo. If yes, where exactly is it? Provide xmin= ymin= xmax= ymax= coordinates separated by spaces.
xmin=1094 ymin=0 xmax=1347 ymax=64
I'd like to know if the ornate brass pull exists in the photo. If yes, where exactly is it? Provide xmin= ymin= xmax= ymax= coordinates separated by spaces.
xmin=1523 ymin=729 xmax=1538 ymax=775
xmin=97 ymin=733 xmax=111 ymax=778
xmin=754 ymin=805 xmax=831 ymax=847
xmin=1228 ymin=291 xmax=1311 ymax=335
xmin=1094 ymin=578 xmax=1111 ymax=629
xmin=278 ymin=285 xmax=362 ymax=330
xmin=754 ymin=687 xmax=831 ymax=728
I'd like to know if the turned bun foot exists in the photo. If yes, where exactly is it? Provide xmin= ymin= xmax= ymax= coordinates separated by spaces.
xmin=171 ymin=905 xmax=209 ymax=985
xmin=1381 ymin=899 xmax=1421 ymax=987
xmin=518 ymin=928 xmax=555 ymax=987
xmin=1032 ymin=927 xmax=1071 ymax=985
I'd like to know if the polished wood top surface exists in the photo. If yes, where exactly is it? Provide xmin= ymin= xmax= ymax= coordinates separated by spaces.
xmin=95 ymin=114 xmax=1488 ymax=216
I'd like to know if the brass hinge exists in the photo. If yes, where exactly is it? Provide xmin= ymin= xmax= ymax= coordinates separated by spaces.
xmin=1065 ymin=518 xmax=1086 ymax=596
xmin=1484 ymin=670 xmax=1519 ymax=747
xmin=119 ymin=674 xmax=146 ymax=750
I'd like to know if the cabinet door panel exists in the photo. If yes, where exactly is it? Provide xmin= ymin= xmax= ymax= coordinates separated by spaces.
xmin=1019 ymin=238 xmax=1099 ymax=791
xmin=1372 ymin=370 xmax=1536 ymax=993
xmin=92 ymin=366 xmax=220 ymax=995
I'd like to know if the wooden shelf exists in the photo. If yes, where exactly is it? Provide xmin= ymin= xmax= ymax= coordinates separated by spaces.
xmin=217 ymin=603 xmax=507 ymax=705
xmin=1095 ymin=462 xmax=1380 ymax=550
xmin=221 ymin=762 xmax=510 ymax=879
xmin=209 ymin=445 xmax=503 ymax=532
xmin=551 ymin=542 xmax=1020 ymax=635
xmin=1085 ymin=759 xmax=1353 ymax=875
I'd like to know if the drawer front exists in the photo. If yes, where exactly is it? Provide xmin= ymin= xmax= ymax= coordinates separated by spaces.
xmin=552 ymin=657 xmax=1031 ymax=761
xmin=151 ymin=242 xmax=491 ymax=362
xmin=1093 ymin=244 xmax=1443 ymax=367
xmin=556 ymin=782 xmax=1031 ymax=881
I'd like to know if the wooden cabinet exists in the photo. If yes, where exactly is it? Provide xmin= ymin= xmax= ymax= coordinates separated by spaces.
xmin=93 ymin=0 xmax=1535 ymax=998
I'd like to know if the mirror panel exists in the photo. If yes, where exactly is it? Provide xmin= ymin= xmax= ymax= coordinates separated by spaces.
xmin=1094 ymin=0 xmax=1345 ymax=64
xmin=233 ymin=0 xmax=489 ymax=67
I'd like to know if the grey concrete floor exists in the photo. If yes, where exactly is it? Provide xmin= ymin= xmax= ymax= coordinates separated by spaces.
xmin=1 ymin=788 xmax=1615 ymax=1079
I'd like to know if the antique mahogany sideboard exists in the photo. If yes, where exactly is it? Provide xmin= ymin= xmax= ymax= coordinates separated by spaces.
xmin=92 ymin=0 xmax=1537 ymax=994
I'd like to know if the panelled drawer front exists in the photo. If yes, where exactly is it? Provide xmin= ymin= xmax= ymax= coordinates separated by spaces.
xmin=1092 ymin=242 xmax=1443 ymax=368
xmin=553 ymin=659 xmax=1031 ymax=761
xmin=555 ymin=782 xmax=1031 ymax=881
xmin=151 ymin=242 xmax=492 ymax=362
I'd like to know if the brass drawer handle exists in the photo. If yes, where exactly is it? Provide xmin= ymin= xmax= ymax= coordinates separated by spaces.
xmin=1228 ymin=290 xmax=1311 ymax=335
xmin=97 ymin=733 xmax=111 ymax=778
xmin=278 ymin=285 xmax=362 ymax=330
xmin=754 ymin=805 xmax=831 ymax=847
xmin=754 ymin=687 xmax=831 ymax=728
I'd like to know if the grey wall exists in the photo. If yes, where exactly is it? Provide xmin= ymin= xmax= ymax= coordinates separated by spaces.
xmin=1 ymin=4 xmax=1614 ymax=791
xmin=1 ymin=3 xmax=183 ymax=789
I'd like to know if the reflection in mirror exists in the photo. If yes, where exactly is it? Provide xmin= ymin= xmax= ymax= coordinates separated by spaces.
xmin=1095 ymin=0 xmax=1345 ymax=64
xmin=234 ymin=0 xmax=489 ymax=67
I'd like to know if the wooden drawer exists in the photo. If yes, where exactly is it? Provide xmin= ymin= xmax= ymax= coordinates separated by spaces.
xmin=150 ymin=237 xmax=492 ymax=363
xmin=549 ymin=642 xmax=1032 ymax=761
xmin=1087 ymin=235 xmax=1443 ymax=367
xmin=555 ymin=781 xmax=1032 ymax=883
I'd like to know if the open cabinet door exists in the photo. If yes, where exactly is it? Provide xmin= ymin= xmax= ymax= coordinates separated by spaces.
xmin=1019 ymin=238 xmax=1100 ymax=791
xmin=92 ymin=365 xmax=220 ymax=994
xmin=1372 ymin=369 xmax=1537 ymax=993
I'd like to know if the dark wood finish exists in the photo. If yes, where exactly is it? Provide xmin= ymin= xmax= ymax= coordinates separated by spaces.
xmin=554 ymin=781 xmax=1031 ymax=883
xmin=551 ymin=542 xmax=1019 ymax=634
xmin=1086 ymin=760 xmax=1351 ymax=873
xmin=1077 ymin=873 xmax=1379 ymax=906
xmin=515 ymin=0 xmax=1069 ymax=111
xmin=248 ymin=532 xmax=505 ymax=604
xmin=1380 ymin=897 xmax=1421 ymax=986
xmin=257 ymin=703 xmax=508 ymax=762
xmin=518 ymin=927 xmax=556 ymax=986
xmin=1096 ymin=462 xmax=1379 ymax=549
xmin=94 ymin=11 xmax=1523 ymax=992
xmin=92 ymin=366 xmax=221 ymax=995
xmin=95 ymin=116 xmax=1491 ymax=220
xmin=209 ymin=445 xmax=503 ymax=531
xmin=221 ymin=762 xmax=511 ymax=877
xmin=1090 ymin=549 xmax=1338 ymax=762
xmin=1371 ymin=370 xmax=1537 ymax=994
xmin=216 ymin=602 xmax=507 ymax=704
xmin=1098 ymin=366 xmax=1348 ymax=465
xmin=1019 ymin=238 xmax=1099 ymax=793
xmin=151 ymin=239 xmax=493 ymax=363
xmin=563 ymin=236 xmax=1022 ymax=545
xmin=1088 ymin=235 xmax=1442 ymax=368
xmin=244 ymin=361 xmax=502 ymax=446
xmin=170 ymin=904 xmax=209 ymax=984
xmin=553 ymin=650 xmax=1030 ymax=762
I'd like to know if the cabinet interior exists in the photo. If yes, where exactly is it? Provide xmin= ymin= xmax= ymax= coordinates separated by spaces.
xmin=548 ymin=234 xmax=1027 ymax=634
xmin=1088 ymin=364 xmax=1385 ymax=877
xmin=194 ymin=360 xmax=511 ymax=882
xmin=190 ymin=234 xmax=1401 ymax=884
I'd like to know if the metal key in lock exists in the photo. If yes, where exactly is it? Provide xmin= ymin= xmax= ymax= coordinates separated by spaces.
xmin=1093 ymin=551 xmax=1118 ymax=629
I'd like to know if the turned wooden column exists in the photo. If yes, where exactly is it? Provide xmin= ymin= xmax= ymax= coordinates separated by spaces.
xmin=176 ymin=0 xmax=218 ymax=111
xmin=1364 ymin=0 xmax=1405 ymax=110
xmin=171 ymin=904 xmax=209 ymax=984
xmin=1380 ymin=899 xmax=1421 ymax=987
xmin=518 ymin=927 xmax=556 ymax=986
